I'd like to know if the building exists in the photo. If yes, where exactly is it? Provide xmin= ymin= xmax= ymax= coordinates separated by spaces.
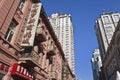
xmin=62 ymin=59 xmax=76 ymax=80
xmin=49 ymin=13 xmax=75 ymax=73
xmin=103 ymin=20 xmax=120 ymax=80
xmin=95 ymin=12 xmax=120 ymax=60
xmin=0 ymin=0 xmax=75 ymax=80
xmin=91 ymin=49 xmax=102 ymax=80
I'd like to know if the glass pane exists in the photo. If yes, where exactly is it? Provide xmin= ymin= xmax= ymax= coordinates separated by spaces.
xmin=7 ymin=31 xmax=14 ymax=42
xmin=10 ymin=20 xmax=17 ymax=31
xmin=0 ymin=74 xmax=4 ymax=80
xmin=18 ymin=0 xmax=25 ymax=10
xmin=5 ymin=19 xmax=18 ymax=42
xmin=5 ymin=28 xmax=10 ymax=39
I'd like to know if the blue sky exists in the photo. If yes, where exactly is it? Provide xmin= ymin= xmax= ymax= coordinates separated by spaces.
xmin=41 ymin=0 xmax=120 ymax=80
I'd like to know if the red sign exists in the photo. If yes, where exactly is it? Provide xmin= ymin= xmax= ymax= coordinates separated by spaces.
xmin=0 ymin=63 xmax=9 ymax=72
xmin=11 ymin=63 xmax=33 ymax=80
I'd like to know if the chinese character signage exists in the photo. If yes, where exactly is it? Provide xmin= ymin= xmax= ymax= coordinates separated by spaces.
xmin=21 ymin=3 xmax=42 ymax=47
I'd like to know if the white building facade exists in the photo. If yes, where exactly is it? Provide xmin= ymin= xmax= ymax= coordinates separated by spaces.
xmin=95 ymin=12 xmax=120 ymax=60
xmin=49 ymin=13 xmax=75 ymax=73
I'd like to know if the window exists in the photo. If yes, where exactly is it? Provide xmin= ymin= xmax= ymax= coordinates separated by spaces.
xmin=96 ymin=57 xmax=99 ymax=61
xmin=103 ymin=16 xmax=110 ymax=24
xmin=114 ymin=15 xmax=120 ymax=22
xmin=18 ymin=0 xmax=25 ymax=10
xmin=5 ymin=19 xmax=18 ymax=42
xmin=0 ymin=73 xmax=4 ymax=80
xmin=48 ymin=37 xmax=50 ymax=40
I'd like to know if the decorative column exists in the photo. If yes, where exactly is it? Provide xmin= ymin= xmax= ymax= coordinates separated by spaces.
xmin=33 ymin=45 xmax=39 ymax=71
xmin=42 ymin=52 xmax=47 ymax=69
xmin=38 ymin=52 xmax=43 ymax=67
xmin=46 ymin=58 xmax=49 ymax=72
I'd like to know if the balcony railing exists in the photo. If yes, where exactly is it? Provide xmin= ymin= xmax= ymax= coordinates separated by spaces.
xmin=49 ymin=71 xmax=58 ymax=80
xmin=19 ymin=50 xmax=40 ymax=67
xmin=36 ymin=26 xmax=46 ymax=42
xmin=34 ymin=68 xmax=48 ymax=79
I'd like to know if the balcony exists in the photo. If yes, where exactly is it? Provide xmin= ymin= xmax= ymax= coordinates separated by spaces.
xmin=47 ymin=44 xmax=56 ymax=56
xmin=49 ymin=71 xmax=58 ymax=80
xmin=34 ymin=68 xmax=48 ymax=79
xmin=36 ymin=26 xmax=46 ymax=42
xmin=19 ymin=50 xmax=40 ymax=68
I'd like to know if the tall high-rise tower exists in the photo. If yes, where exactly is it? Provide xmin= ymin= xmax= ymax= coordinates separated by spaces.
xmin=95 ymin=12 xmax=120 ymax=60
xmin=91 ymin=49 xmax=102 ymax=80
xmin=49 ymin=13 xmax=75 ymax=73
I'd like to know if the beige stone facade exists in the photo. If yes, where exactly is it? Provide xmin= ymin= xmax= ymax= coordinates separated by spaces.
xmin=62 ymin=60 xmax=75 ymax=80
xmin=103 ymin=21 xmax=120 ymax=80
xmin=0 ymin=0 xmax=75 ymax=80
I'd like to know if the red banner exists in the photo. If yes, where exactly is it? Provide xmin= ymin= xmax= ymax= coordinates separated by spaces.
xmin=0 ymin=62 xmax=9 ymax=72
xmin=11 ymin=63 xmax=33 ymax=80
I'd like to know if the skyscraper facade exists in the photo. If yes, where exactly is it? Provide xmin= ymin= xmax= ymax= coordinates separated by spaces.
xmin=91 ymin=49 xmax=102 ymax=80
xmin=49 ymin=13 xmax=75 ymax=73
xmin=95 ymin=12 xmax=120 ymax=60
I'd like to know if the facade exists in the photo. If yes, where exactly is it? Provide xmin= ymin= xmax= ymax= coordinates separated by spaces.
xmin=0 ymin=0 xmax=75 ymax=80
xmin=103 ymin=21 xmax=120 ymax=80
xmin=95 ymin=12 xmax=120 ymax=60
xmin=62 ymin=59 xmax=76 ymax=80
xmin=49 ymin=13 xmax=75 ymax=73
xmin=91 ymin=49 xmax=102 ymax=80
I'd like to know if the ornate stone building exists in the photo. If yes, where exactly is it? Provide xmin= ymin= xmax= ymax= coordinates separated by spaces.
xmin=62 ymin=59 xmax=76 ymax=80
xmin=0 ymin=0 xmax=75 ymax=80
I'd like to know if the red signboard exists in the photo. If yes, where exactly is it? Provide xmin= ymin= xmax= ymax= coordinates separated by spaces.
xmin=0 ymin=62 xmax=9 ymax=72
xmin=11 ymin=63 xmax=33 ymax=80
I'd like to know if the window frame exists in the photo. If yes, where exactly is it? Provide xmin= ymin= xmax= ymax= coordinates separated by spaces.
xmin=18 ymin=0 xmax=25 ymax=10
xmin=5 ymin=19 xmax=18 ymax=42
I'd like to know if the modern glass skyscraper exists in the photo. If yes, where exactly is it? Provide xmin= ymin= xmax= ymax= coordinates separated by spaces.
xmin=91 ymin=49 xmax=102 ymax=80
xmin=49 ymin=13 xmax=75 ymax=73
xmin=95 ymin=12 xmax=120 ymax=60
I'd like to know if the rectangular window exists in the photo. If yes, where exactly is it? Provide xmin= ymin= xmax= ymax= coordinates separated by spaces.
xmin=114 ymin=15 xmax=120 ymax=22
xmin=5 ymin=19 xmax=18 ymax=42
xmin=0 ymin=73 xmax=4 ymax=80
xmin=103 ymin=16 xmax=110 ymax=24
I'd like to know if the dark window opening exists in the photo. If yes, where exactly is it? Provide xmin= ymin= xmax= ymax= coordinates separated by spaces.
xmin=18 ymin=0 xmax=25 ymax=10
xmin=5 ymin=19 xmax=18 ymax=42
